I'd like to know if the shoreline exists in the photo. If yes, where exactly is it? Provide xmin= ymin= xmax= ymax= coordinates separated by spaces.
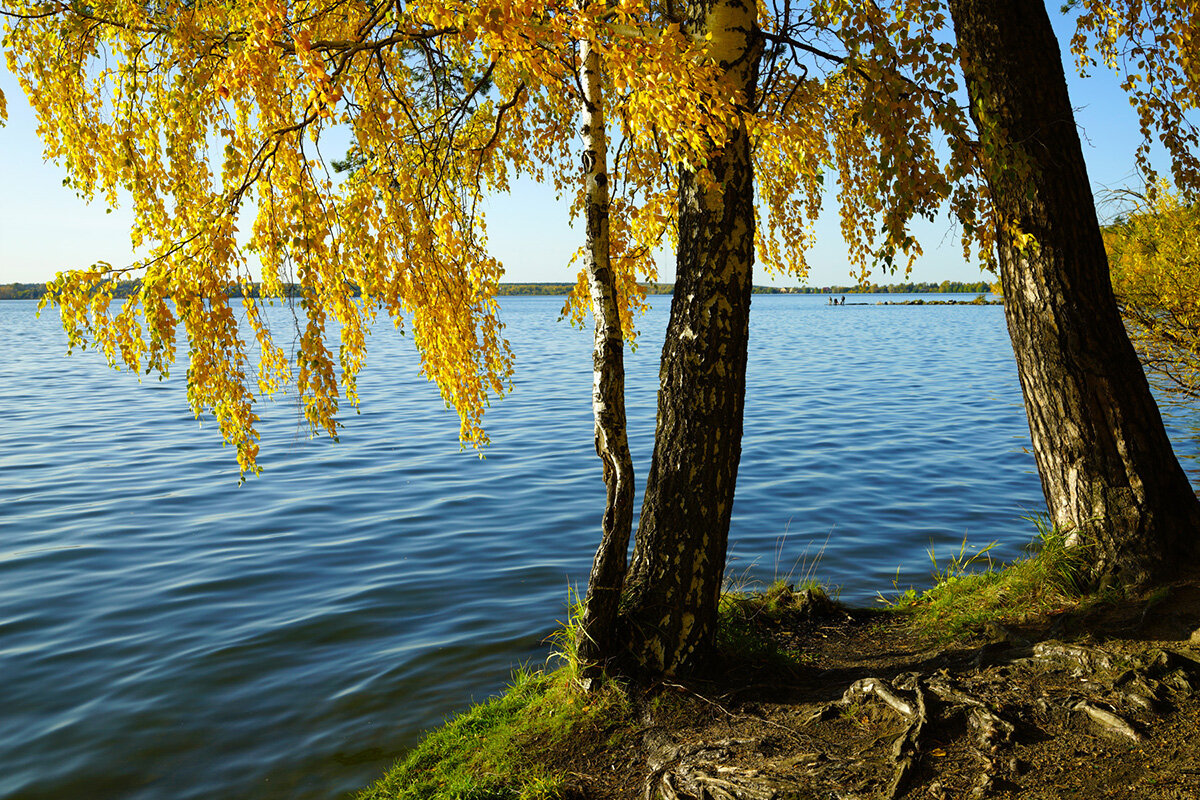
xmin=358 ymin=544 xmax=1200 ymax=800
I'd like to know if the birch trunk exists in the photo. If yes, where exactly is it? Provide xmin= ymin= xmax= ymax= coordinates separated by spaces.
xmin=622 ymin=0 xmax=761 ymax=675
xmin=574 ymin=8 xmax=637 ymax=678
xmin=948 ymin=0 xmax=1200 ymax=585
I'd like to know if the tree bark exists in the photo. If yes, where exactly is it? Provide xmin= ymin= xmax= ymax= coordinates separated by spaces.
xmin=948 ymin=0 xmax=1200 ymax=585
xmin=574 ymin=7 xmax=637 ymax=678
xmin=622 ymin=0 xmax=761 ymax=675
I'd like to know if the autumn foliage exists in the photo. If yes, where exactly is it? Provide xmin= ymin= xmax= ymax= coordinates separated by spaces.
xmin=3 ymin=0 xmax=999 ymax=475
xmin=8 ymin=0 xmax=1193 ymax=480
xmin=1104 ymin=187 xmax=1200 ymax=401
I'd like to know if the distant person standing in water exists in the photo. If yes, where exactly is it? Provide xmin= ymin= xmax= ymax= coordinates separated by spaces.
xmin=840 ymin=296 xmax=846 ymax=305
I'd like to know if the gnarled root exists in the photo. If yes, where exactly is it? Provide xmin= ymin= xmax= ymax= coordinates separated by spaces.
xmin=923 ymin=674 xmax=1017 ymax=799
xmin=882 ymin=675 xmax=927 ymax=800
xmin=1032 ymin=641 xmax=1114 ymax=673
xmin=806 ymin=675 xmax=931 ymax=800
xmin=1073 ymin=699 xmax=1143 ymax=743
xmin=645 ymin=738 xmax=808 ymax=800
xmin=639 ymin=642 xmax=1200 ymax=800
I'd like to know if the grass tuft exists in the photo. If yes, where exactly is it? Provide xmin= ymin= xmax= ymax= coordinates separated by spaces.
xmin=882 ymin=515 xmax=1093 ymax=639
xmin=718 ymin=529 xmax=841 ymax=663
xmin=545 ymin=586 xmax=587 ymax=684
xmin=717 ymin=579 xmax=839 ymax=663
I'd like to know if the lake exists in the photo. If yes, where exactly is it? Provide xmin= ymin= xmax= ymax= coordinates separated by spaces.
xmin=2 ymin=294 xmax=1196 ymax=799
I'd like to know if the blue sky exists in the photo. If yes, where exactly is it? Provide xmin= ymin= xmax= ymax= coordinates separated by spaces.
xmin=0 ymin=12 xmax=1162 ymax=287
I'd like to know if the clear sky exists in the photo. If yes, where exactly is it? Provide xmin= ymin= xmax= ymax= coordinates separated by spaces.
xmin=0 ymin=12 xmax=1163 ymax=288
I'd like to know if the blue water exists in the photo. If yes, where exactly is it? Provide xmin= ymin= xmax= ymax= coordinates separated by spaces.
xmin=1 ymin=294 xmax=1195 ymax=800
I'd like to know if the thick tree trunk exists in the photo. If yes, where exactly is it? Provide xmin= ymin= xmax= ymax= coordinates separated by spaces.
xmin=622 ymin=0 xmax=760 ymax=675
xmin=949 ymin=0 xmax=1200 ymax=585
xmin=574 ymin=12 xmax=637 ymax=678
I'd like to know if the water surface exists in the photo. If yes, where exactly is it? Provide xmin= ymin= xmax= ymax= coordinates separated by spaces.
xmin=2 ymin=294 xmax=1194 ymax=799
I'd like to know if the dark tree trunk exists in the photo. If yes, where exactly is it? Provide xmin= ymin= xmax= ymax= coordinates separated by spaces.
xmin=621 ymin=0 xmax=761 ymax=675
xmin=574 ymin=8 xmax=636 ymax=680
xmin=949 ymin=0 xmax=1200 ymax=585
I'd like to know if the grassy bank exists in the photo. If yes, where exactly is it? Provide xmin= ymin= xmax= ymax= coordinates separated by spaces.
xmin=882 ymin=518 xmax=1095 ymax=639
xmin=356 ymin=665 xmax=635 ymax=800
xmin=356 ymin=523 xmax=1124 ymax=800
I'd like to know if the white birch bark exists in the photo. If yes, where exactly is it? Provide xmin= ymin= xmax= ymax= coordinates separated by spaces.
xmin=575 ymin=1 xmax=637 ymax=679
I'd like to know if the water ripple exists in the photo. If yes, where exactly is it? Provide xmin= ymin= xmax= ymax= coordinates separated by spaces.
xmin=2 ymin=295 xmax=1196 ymax=800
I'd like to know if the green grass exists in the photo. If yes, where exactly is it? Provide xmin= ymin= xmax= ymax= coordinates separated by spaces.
xmin=544 ymin=587 xmax=587 ymax=683
xmin=357 ymin=666 xmax=631 ymax=800
xmin=360 ymin=580 xmax=827 ymax=800
xmin=883 ymin=515 xmax=1093 ymax=639
xmin=360 ymin=519 xmax=1101 ymax=799
xmin=358 ymin=594 xmax=632 ymax=800
xmin=716 ymin=579 xmax=837 ymax=664
xmin=721 ymin=578 xmax=834 ymax=619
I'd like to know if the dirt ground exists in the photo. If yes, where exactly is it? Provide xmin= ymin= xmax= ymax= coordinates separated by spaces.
xmin=545 ymin=582 xmax=1200 ymax=800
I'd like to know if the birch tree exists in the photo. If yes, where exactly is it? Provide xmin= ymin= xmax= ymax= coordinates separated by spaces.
xmin=2 ymin=0 xmax=1001 ymax=674
xmin=573 ymin=0 xmax=635 ymax=676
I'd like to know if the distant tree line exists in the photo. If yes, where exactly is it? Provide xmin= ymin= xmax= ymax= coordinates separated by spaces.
xmin=793 ymin=280 xmax=992 ymax=294
xmin=0 ymin=281 xmax=305 ymax=300
xmin=0 ymin=283 xmax=50 ymax=300
xmin=1 ymin=279 xmax=988 ymax=300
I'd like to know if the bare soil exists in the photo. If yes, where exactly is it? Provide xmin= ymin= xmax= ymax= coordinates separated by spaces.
xmin=541 ymin=582 xmax=1200 ymax=800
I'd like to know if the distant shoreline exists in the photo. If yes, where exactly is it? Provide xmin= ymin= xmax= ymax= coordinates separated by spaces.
xmin=0 ymin=280 xmax=993 ymax=301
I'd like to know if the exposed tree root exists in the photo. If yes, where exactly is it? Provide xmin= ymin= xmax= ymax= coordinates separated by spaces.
xmin=882 ymin=676 xmax=925 ymax=800
xmin=638 ymin=639 xmax=1200 ymax=800
xmin=925 ymin=673 xmax=1014 ymax=798
xmin=644 ymin=737 xmax=812 ymax=800
xmin=1032 ymin=640 xmax=1115 ymax=672
xmin=1073 ymin=699 xmax=1142 ymax=743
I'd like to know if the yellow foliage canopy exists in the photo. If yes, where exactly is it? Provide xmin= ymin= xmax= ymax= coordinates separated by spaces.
xmin=3 ymin=0 xmax=993 ymax=474
xmin=1073 ymin=0 xmax=1200 ymax=197
xmin=1104 ymin=186 xmax=1200 ymax=400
